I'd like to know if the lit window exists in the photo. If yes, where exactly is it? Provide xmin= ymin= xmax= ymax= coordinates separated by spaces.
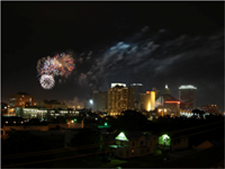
xmin=5 ymin=121 xmax=8 ymax=124
xmin=13 ymin=121 xmax=16 ymax=124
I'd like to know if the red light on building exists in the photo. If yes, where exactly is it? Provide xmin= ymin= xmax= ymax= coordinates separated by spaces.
xmin=165 ymin=101 xmax=180 ymax=104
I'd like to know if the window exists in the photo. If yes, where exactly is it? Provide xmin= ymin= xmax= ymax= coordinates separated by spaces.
xmin=132 ymin=142 xmax=135 ymax=147
xmin=140 ymin=141 xmax=143 ymax=146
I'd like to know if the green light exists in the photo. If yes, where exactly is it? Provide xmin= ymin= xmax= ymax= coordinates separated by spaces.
xmin=104 ymin=122 xmax=107 ymax=126
xmin=158 ymin=134 xmax=170 ymax=146
xmin=115 ymin=132 xmax=129 ymax=141
xmin=74 ymin=119 xmax=77 ymax=122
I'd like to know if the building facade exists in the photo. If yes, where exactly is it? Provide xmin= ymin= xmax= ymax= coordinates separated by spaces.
xmin=155 ymin=92 xmax=180 ymax=117
xmin=38 ymin=100 xmax=68 ymax=109
xmin=108 ymin=132 xmax=157 ymax=159
xmin=179 ymin=85 xmax=197 ymax=109
xmin=9 ymin=92 xmax=34 ymax=108
xmin=152 ymin=87 xmax=160 ymax=100
xmin=130 ymin=83 xmax=143 ymax=102
xmin=201 ymin=104 xmax=220 ymax=115
xmin=108 ymin=86 xmax=134 ymax=116
xmin=139 ymin=91 xmax=155 ymax=111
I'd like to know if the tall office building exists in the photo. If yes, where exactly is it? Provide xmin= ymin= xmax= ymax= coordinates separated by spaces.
xmin=108 ymin=85 xmax=134 ymax=115
xmin=139 ymin=91 xmax=155 ymax=111
xmin=96 ymin=92 xmax=108 ymax=112
xmin=9 ymin=92 xmax=34 ymax=108
xmin=87 ymin=90 xmax=108 ymax=112
xmin=162 ymin=84 xmax=171 ymax=95
xmin=130 ymin=83 xmax=143 ymax=102
xmin=152 ymin=87 xmax=160 ymax=100
xmin=179 ymin=85 xmax=197 ymax=109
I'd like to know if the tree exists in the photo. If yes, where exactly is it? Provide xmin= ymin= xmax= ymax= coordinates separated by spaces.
xmin=70 ymin=128 xmax=103 ymax=153
xmin=192 ymin=109 xmax=205 ymax=119
xmin=117 ymin=110 xmax=148 ymax=131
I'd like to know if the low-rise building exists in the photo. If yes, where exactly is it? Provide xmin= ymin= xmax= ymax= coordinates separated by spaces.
xmin=38 ymin=100 xmax=68 ymax=109
xmin=9 ymin=92 xmax=34 ymax=108
xmin=158 ymin=133 xmax=189 ymax=151
xmin=108 ymin=131 xmax=157 ymax=159
xmin=201 ymin=104 xmax=220 ymax=115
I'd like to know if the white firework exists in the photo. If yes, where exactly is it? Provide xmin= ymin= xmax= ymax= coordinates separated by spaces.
xmin=39 ymin=75 xmax=55 ymax=89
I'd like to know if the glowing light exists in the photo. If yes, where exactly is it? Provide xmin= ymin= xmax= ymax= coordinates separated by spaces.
xmin=165 ymin=101 xmax=180 ymax=104
xmin=104 ymin=122 xmax=108 ymax=126
xmin=39 ymin=75 xmax=55 ymax=89
xmin=162 ymin=134 xmax=170 ymax=142
xmin=147 ymin=103 xmax=151 ymax=111
xmin=131 ymin=83 xmax=143 ymax=86
xmin=158 ymin=134 xmax=171 ymax=146
xmin=146 ymin=91 xmax=150 ymax=94
xmin=111 ymin=83 xmax=126 ymax=88
xmin=179 ymin=85 xmax=197 ymax=89
xmin=151 ymin=91 xmax=155 ymax=110
xmin=115 ymin=132 xmax=129 ymax=141
xmin=89 ymin=99 xmax=93 ymax=104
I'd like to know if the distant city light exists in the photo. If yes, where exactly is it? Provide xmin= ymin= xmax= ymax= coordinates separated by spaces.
xmin=111 ymin=83 xmax=126 ymax=88
xmin=179 ymin=85 xmax=197 ymax=89
xmin=165 ymin=101 xmax=180 ymax=104
xmin=131 ymin=83 xmax=143 ymax=86
xmin=89 ymin=99 xmax=93 ymax=104
xmin=115 ymin=132 xmax=129 ymax=141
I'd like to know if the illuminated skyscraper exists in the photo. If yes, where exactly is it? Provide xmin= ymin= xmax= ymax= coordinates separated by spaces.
xmin=162 ymin=84 xmax=171 ymax=95
xmin=152 ymin=87 xmax=160 ymax=100
xmin=108 ymin=86 xmax=134 ymax=116
xmin=88 ymin=90 xmax=108 ymax=111
xmin=130 ymin=83 xmax=143 ymax=102
xmin=179 ymin=85 xmax=197 ymax=109
xmin=139 ymin=91 xmax=155 ymax=111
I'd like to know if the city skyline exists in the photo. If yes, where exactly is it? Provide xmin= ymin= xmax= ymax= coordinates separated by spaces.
xmin=2 ymin=2 xmax=224 ymax=111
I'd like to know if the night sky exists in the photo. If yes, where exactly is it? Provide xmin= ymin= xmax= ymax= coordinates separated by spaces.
xmin=2 ymin=2 xmax=224 ymax=111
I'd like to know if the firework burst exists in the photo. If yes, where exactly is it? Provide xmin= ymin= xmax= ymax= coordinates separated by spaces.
xmin=39 ymin=74 xmax=55 ymax=89
xmin=36 ymin=53 xmax=75 ymax=89
xmin=55 ymin=53 xmax=75 ymax=77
